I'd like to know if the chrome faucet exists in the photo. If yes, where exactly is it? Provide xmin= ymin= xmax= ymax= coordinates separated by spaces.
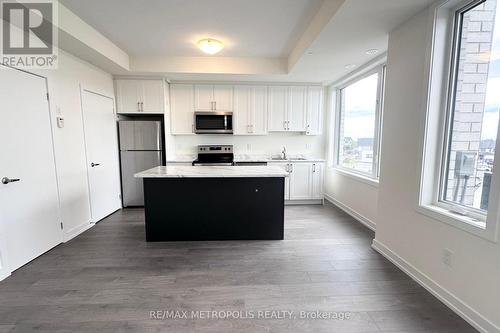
xmin=281 ymin=146 xmax=287 ymax=160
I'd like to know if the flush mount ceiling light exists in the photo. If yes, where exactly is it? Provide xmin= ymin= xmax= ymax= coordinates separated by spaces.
xmin=197 ymin=38 xmax=224 ymax=55
xmin=365 ymin=48 xmax=379 ymax=55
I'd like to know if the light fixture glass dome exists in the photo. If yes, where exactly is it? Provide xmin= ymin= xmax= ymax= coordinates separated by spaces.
xmin=197 ymin=38 xmax=224 ymax=55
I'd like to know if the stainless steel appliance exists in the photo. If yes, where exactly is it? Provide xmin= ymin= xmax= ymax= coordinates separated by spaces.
xmin=194 ymin=112 xmax=233 ymax=134
xmin=118 ymin=120 xmax=163 ymax=207
xmin=192 ymin=145 xmax=234 ymax=166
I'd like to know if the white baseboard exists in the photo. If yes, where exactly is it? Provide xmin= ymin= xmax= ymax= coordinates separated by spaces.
xmin=286 ymin=199 xmax=323 ymax=205
xmin=324 ymin=194 xmax=376 ymax=231
xmin=63 ymin=221 xmax=93 ymax=243
xmin=372 ymin=239 xmax=500 ymax=333
xmin=0 ymin=269 xmax=10 ymax=282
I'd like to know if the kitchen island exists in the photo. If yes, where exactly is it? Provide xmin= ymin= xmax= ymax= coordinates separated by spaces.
xmin=135 ymin=166 xmax=288 ymax=241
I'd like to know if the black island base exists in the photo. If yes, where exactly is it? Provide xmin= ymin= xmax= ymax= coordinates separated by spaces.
xmin=143 ymin=177 xmax=285 ymax=241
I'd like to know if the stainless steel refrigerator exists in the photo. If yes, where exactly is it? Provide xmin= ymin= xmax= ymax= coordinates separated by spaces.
xmin=118 ymin=120 xmax=163 ymax=207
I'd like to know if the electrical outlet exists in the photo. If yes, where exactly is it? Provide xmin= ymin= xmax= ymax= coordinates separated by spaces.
xmin=247 ymin=143 xmax=252 ymax=151
xmin=306 ymin=143 xmax=312 ymax=150
xmin=443 ymin=248 xmax=453 ymax=267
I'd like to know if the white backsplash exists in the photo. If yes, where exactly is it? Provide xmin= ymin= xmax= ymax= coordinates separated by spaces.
xmin=166 ymin=132 xmax=326 ymax=159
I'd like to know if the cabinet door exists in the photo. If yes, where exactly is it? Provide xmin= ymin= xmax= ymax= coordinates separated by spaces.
xmin=288 ymin=86 xmax=307 ymax=132
xmin=142 ymin=80 xmax=165 ymax=114
xmin=170 ymin=84 xmax=195 ymax=135
xmin=116 ymin=80 xmax=141 ymax=114
xmin=233 ymin=86 xmax=251 ymax=135
xmin=268 ymin=163 xmax=290 ymax=200
xmin=213 ymin=85 xmax=233 ymax=111
xmin=311 ymin=163 xmax=324 ymax=199
xmin=306 ymin=86 xmax=323 ymax=135
xmin=289 ymin=163 xmax=312 ymax=200
xmin=268 ymin=86 xmax=288 ymax=132
xmin=194 ymin=84 xmax=214 ymax=111
xmin=250 ymin=86 xmax=268 ymax=135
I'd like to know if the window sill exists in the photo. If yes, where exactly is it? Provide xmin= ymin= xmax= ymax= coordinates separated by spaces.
xmin=416 ymin=204 xmax=497 ymax=242
xmin=331 ymin=167 xmax=379 ymax=188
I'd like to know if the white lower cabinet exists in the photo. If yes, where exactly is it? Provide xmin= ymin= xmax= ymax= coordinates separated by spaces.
xmin=269 ymin=162 xmax=324 ymax=202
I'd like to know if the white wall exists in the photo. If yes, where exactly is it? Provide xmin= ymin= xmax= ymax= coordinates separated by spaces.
xmin=43 ymin=50 xmax=115 ymax=240
xmin=323 ymin=86 xmax=379 ymax=228
xmin=169 ymin=133 xmax=325 ymax=159
xmin=374 ymin=7 xmax=500 ymax=332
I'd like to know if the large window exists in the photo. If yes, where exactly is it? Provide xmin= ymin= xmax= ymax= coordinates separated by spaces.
xmin=336 ymin=68 xmax=385 ymax=179
xmin=439 ymin=0 xmax=500 ymax=221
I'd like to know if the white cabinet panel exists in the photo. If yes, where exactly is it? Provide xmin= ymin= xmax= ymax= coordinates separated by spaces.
xmin=288 ymin=86 xmax=307 ymax=132
xmin=251 ymin=86 xmax=268 ymax=135
xmin=142 ymin=80 xmax=165 ymax=114
xmin=116 ymin=80 xmax=141 ymax=113
xmin=233 ymin=86 xmax=251 ymax=135
xmin=194 ymin=84 xmax=214 ymax=111
xmin=306 ymin=86 xmax=323 ymax=135
xmin=289 ymin=163 xmax=312 ymax=200
xmin=170 ymin=84 xmax=195 ymax=135
xmin=213 ymin=85 xmax=233 ymax=111
xmin=268 ymin=86 xmax=288 ymax=131
xmin=268 ymin=163 xmax=290 ymax=200
xmin=311 ymin=163 xmax=324 ymax=199
xmin=116 ymin=79 xmax=165 ymax=114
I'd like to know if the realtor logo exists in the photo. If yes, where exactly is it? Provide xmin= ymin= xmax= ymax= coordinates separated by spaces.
xmin=1 ymin=0 xmax=58 ymax=69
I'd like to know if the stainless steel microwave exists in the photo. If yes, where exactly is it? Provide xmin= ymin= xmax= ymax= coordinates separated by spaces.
xmin=194 ymin=112 xmax=233 ymax=134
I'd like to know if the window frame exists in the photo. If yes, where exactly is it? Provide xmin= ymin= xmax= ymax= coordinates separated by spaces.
xmin=417 ymin=0 xmax=500 ymax=242
xmin=334 ymin=65 xmax=386 ymax=180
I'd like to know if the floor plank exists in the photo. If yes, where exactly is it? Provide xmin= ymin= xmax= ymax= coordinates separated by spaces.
xmin=0 ymin=203 xmax=477 ymax=332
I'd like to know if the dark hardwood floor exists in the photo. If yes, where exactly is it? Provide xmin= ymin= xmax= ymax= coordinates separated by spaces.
xmin=0 ymin=203 xmax=477 ymax=332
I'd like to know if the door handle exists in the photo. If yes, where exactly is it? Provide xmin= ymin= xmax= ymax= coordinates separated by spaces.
xmin=91 ymin=163 xmax=100 ymax=167
xmin=1 ymin=177 xmax=20 ymax=185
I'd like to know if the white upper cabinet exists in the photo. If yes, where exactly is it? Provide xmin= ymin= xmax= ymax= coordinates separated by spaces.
xmin=306 ymin=86 xmax=324 ymax=135
xmin=213 ymin=85 xmax=233 ymax=111
xmin=288 ymin=86 xmax=307 ymax=132
xmin=268 ymin=85 xmax=307 ymax=132
xmin=116 ymin=79 xmax=165 ymax=114
xmin=251 ymin=86 xmax=268 ymax=135
xmin=194 ymin=84 xmax=233 ymax=112
xmin=268 ymin=86 xmax=288 ymax=131
xmin=170 ymin=84 xmax=195 ymax=135
xmin=234 ymin=85 xmax=268 ymax=135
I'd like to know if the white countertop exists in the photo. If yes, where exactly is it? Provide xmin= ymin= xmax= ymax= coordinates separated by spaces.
xmin=135 ymin=166 xmax=289 ymax=178
xmin=166 ymin=155 xmax=325 ymax=164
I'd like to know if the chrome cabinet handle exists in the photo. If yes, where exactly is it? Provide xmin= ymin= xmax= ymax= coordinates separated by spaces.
xmin=312 ymin=164 xmax=316 ymax=173
xmin=137 ymin=102 xmax=140 ymax=112
xmin=1 ymin=177 xmax=20 ymax=185
xmin=283 ymin=121 xmax=287 ymax=130
xmin=91 ymin=163 xmax=100 ymax=167
xmin=140 ymin=102 xmax=144 ymax=112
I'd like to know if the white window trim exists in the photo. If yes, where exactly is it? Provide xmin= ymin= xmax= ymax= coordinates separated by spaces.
xmin=417 ymin=0 xmax=500 ymax=242
xmin=332 ymin=66 xmax=385 ymax=181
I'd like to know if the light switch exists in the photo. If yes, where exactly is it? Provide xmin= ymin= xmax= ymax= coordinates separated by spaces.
xmin=56 ymin=117 xmax=64 ymax=128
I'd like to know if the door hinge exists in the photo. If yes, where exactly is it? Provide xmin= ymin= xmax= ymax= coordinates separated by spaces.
xmin=60 ymin=222 xmax=64 ymax=230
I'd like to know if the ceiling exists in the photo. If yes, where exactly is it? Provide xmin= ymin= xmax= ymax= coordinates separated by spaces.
xmin=59 ymin=0 xmax=435 ymax=83
xmin=59 ymin=0 xmax=323 ymax=57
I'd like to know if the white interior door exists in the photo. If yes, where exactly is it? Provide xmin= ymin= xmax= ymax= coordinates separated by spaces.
xmin=0 ymin=66 xmax=62 ymax=272
xmin=81 ymin=90 xmax=121 ymax=222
